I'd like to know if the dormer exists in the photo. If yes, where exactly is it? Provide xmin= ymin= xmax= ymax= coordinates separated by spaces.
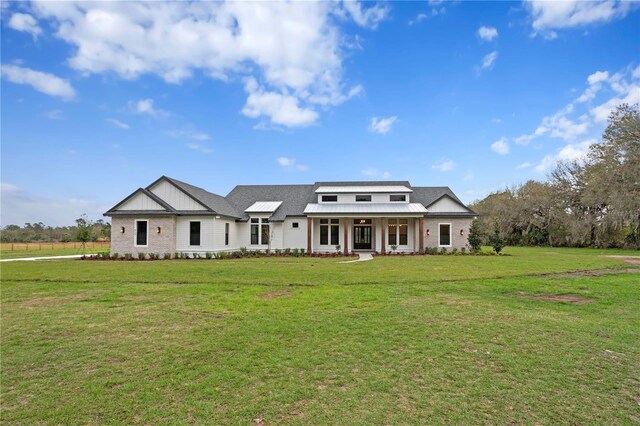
xmin=315 ymin=185 xmax=412 ymax=204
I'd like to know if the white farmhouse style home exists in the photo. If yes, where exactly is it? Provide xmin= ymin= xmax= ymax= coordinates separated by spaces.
xmin=105 ymin=176 xmax=477 ymax=255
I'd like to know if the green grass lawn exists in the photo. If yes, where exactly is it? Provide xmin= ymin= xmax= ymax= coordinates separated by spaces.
xmin=0 ymin=247 xmax=107 ymax=260
xmin=1 ymin=247 xmax=639 ymax=424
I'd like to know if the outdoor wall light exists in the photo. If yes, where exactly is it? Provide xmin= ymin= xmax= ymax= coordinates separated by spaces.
xmin=460 ymin=229 xmax=464 ymax=236
xmin=426 ymin=229 xmax=430 ymax=236
xmin=157 ymin=227 xmax=162 ymax=234
xmin=120 ymin=227 xmax=125 ymax=233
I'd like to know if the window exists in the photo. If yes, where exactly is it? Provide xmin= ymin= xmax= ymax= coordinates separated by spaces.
xmin=355 ymin=194 xmax=371 ymax=202
xmin=225 ymin=223 xmax=229 ymax=246
xmin=292 ymin=222 xmax=299 ymax=228
xmin=388 ymin=219 xmax=409 ymax=245
xmin=251 ymin=218 xmax=270 ymax=245
xmin=320 ymin=218 xmax=339 ymax=245
xmin=322 ymin=195 xmax=337 ymax=202
xmin=135 ymin=220 xmax=148 ymax=246
xmin=390 ymin=194 xmax=406 ymax=202
xmin=354 ymin=219 xmax=372 ymax=225
xmin=251 ymin=218 xmax=259 ymax=245
xmin=439 ymin=223 xmax=451 ymax=246
xmin=190 ymin=221 xmax=201 ymax=246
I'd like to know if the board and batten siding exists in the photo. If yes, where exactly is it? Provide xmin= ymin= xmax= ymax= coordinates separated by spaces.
xmin=427 ymin=196 xmax=471 ymax=213
xmin=149 ymin=180 xmax=206 ymax=211
xmin=116 ymin=193 xmax=165 ymax=211
xmin=212 ymin=218 xmax=236 ymax=252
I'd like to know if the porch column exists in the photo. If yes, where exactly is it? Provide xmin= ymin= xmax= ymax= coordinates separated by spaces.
xmin=419 ymin=217 xmax=425 ymax=254
xmin=372 ymin=219 xmax=376 ymax=253
xmin=343 ymin=220 xmax=348 ymax=255
xmin=307 ymin=217 xmax=312 ymax=255
xmin=381 ymin=218 xmax=386 ymax=255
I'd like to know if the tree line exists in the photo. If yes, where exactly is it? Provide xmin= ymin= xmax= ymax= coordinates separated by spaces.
xmin=470 ymin=103 xmax=640 ymax=249
xmin=0 ymin=216 xmax=111 ymax=243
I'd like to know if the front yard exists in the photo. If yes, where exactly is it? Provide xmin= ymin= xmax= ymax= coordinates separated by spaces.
xmin=1 ymin=247 xmax=639 ymax=424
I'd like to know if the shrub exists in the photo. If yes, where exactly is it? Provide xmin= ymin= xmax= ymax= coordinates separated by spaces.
xmin=193 ymin=253 xmax=201 ymax=259
xmin=300 ymin=248 xmax=306 ymax=256
xmin=467 ymin=219 xmax=483 ymax=253
xmin=112 ymin=252 xmax=119 ymax=260
xmin=205 ymin=252 xmax=213 ymax=259
xmin=488 ymin=222 xmax=506 ymax=254
xmin=164 ymin=252 xmax=172 ymax=260
xmin=452 ymin=247 xmax=458 ymax=254
xmin=460 ymin=247 xmax=466 ymax=254
xmin=174 ymin=252 xmax=180 ymax=259
xmin=439 ymin=247 xmax=448 ymax=255
xmin=390 ymin=245 xmax=398 ymax=253
xmin=124 ymin=252 xmax=133 ymax=260
xmin=284 ymin=248 xmax=291 ymax=256
xmin=138 ymin=252 xmax=146 ymax=260
xmin=335 ymin=244 xmax=341 ymax=254
xmin=292 ymin=248 xmax=299 ymax=257
xmin=239 ymin=247 xmax=248 ymax=256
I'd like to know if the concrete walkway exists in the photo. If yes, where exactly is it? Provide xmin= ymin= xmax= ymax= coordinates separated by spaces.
xmin=339 ymin=252 xmax=374 ymax=263
xmin=0 ymin=254 xmax=87 ymax=262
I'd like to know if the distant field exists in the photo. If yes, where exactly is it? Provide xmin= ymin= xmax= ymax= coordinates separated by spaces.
xmin=0 ymin=242 xmax=109 ymax=259
xmin=1 ymin=247 xmax=638 ymax=424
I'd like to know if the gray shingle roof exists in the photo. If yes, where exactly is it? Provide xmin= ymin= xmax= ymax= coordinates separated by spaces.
xmin=225 ymin=184 xmax=315 ymax=221
xmin=158 ymin=177 xmax=241 ymax=218
xmin=106 ymin=177 xmax=475 ymax=220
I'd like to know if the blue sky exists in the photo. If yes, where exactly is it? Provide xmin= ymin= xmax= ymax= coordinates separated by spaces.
xmin=1 ymin=1 xmax=639 ymax=226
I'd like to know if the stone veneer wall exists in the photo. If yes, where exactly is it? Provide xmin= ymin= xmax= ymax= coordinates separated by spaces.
xmin=111 ymin=216 xmax=176 ymax=255
xmin=424 ymin=217 xmax=473 ymax=250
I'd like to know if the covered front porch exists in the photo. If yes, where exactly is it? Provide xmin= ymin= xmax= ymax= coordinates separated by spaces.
xmin=304 ymin=216 xmax=425 ymax=255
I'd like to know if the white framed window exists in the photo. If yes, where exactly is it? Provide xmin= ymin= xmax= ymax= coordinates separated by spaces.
xmin=250 ymin=218 xmax=270 ymax=245
xmin=320 ymin=219 xmax=339 ymax=245
xmin=134 ymin=219 xmax=148 ymax=247
xmin=321 ymin=195 xmax=338 ymax=202
xmin=388 ymin=219 xmax=408 ymax=245
xmin=355 ymin=194 xmax=371 ymax=202
xmin=390 ymin=194 xmax=406 ymax=202
xmin=225 ymin=223 xmax=230 ymax=246
xmin=189 ymin=221 xmax=201 ymax=246
xmin=292 ymin=222 xmax=299 ymax=228
xmin=438 ymin=223 xmax=452 ymax=247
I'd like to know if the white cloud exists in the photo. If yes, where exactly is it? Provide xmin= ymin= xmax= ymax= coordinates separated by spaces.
xmin=477 ymin=26 xmax=498 ymax=42
xmin=534 ymin=139 xmax=595 ymax=173
xmin=186 ymin=143 xmax=212 ymax=154
xmin=168 ymin=129 xmax=210 ymax=140
xmin=432 ymin=159 xmax=456 ymax=172
xmin=361 ymin=167 xmax=390 ymax=178
xmin=242 ymin=78 xmax=318 ymax=127
xmin=8 ymin=13 xmax=42 ymax=38
xmin=0 ymin=64 xmax=75 ymax=99
xmin=577 ymin=70 xmax=610 ymax=102
xmin=516 ymin=162 xmax=532 ymax=169
xmin=526 ymin=0 xmax=636 ymax=36
xmin=29 ymin=1 xmax=384 ymax=127
xmin=515 ymin=103 xmax=589 ymax=144
xmin=0 ymin=183 xmax=106 ymax=227
xmin=491 ymin=137 xmax=509 ymax=155
xmin=130 ymin=99 xmax=170 ymax=118
xmin=369 ymin=116 xmax=397 ymax=134
xmin=341 ymin=1 xmax=389 ymax=29
xmin=276 ymin=156 xmax=308 ymax=172
xmin=408 ymin=13 xmax=429 ymax=26
xmin=106 ymin=118 xmax=130 ymax=129
xmin=45 ymin=109 xmax=63 ymax=120
xmin=480 ymin=51 xmax=498 ymax=70
xmin=590 ymin=84 xmax=640 ymax=123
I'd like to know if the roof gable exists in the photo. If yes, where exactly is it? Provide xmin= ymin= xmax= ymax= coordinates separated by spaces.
xmin=425 ymin=194 xmax=472 ymax=213
xmin=106 ymin=188 xmax=172 ymax=213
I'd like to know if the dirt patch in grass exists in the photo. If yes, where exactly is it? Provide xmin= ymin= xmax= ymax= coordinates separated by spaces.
xmin=602 ymin=255 xmax=640 ymax=266
xmin=515 ymin=291 xmax=594 ymax=304
xmin=260 ymin=290 xmax=292 ymax=299
xmin=543 ymin=268 xmax=639 ymax=278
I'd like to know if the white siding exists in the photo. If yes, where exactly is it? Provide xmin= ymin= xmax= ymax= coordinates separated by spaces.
xmin=176 ymin=216 xmax=215 ymax=252
xmin=283 ymin=218 xmax=307 ymax=250
xmin=427 ymin=196 xmax=470 ymax=213
xmin=320 ymin=194 xmax=400 ymax=204
xmin=212 ymin=219 xmax=236 ymax=252
xmin=149 ymin=180 xmax=206 ymax=211
xmin=116 ymin=192 xmax=165 ymax=211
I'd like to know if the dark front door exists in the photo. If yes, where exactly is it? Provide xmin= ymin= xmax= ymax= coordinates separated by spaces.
xmin=353 ymin=226 xmax=372 ymax=250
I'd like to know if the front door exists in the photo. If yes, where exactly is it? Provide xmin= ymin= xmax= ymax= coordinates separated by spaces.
xmin=353 ymin=226 xmax=372 ymax=250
